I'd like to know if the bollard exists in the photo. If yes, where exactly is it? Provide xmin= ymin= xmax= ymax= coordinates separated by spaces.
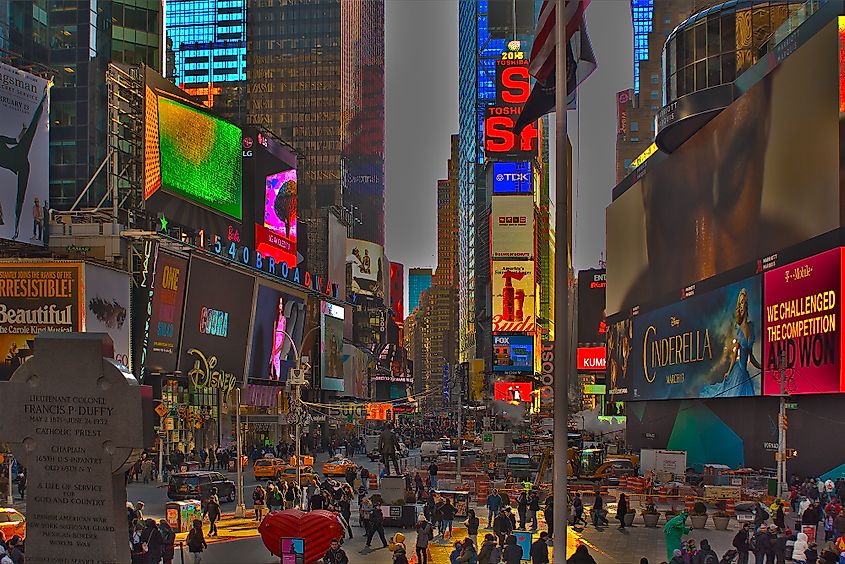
xmin=179 ymin=540 xmax=185 ymax=564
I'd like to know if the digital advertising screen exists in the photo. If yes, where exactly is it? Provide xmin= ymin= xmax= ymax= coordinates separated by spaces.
xmin=0 ymin=63 xmax=49 ymax=246
xmin=578 ymin=269 xmax=607 ymax=345
xmin=491 ymin=162 xmax=533 ymax=194
xmin=606 ymin=23 xmax=839 ymax=316
xmin=248 ymin=283 xmax=306 ymax=383
xmin=607 ymin=318 xmax=632 ymax=397
xmin=577 ymin=346 xmax=607 ymax=372
xmin=627 ymin=276 xmax=763 ymax=401
xmin=0 ymin=262 xmax=83 ymax=380
xmin=321 ymin=303 xmax=345 ymax=392
xmin=256 ymin=169 xmax=297 ymax=266
xmin=179 ymin=258 xmax=255 ymax=395
xmin=389 ymin=262 xmax=404 ymax=321
xmin=492 ymin=195 xmax=535 ymax=260
xmin=492 ymin=261 xmax=535 ymax=333
xmin=484 ymin=52 xmax=540 ymax=161
xmin=493 ymin=334 xmax=534 ymax=373
xmin=763 ymin=248 xmax=843 ymax=395
xmin=145 ymin=252 xmax=188 ymax=374
xmin=493 ymin=381 xmax=532 ymax=402
xmin=347 ymin=239 xmax=386 ymax=299
xmin=328 ymin=213 xmax=347 ymax=302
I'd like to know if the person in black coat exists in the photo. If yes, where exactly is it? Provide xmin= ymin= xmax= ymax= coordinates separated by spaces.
xmin=616 ymin=493 xmax=629 ymax=529
xmin=567 ymin=544 xmax=597 ymax=563
xmin=732 ymin=523 xmax=752 ymax=564
xmin=142 ymin=519 xmax=163 ymax=564
xmin=365 ymin=503 xmax=388 ymax=548
xmin=530 ymin=531 xmax=550 ymax=564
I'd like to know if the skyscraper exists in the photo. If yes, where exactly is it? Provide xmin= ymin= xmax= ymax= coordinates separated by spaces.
xmin=408 ymin=268 xmax=432 ymax=313
xmin=3 ymin=0 xmax=162 ymax=209
xmin=165 ymin=0 xmax=247 ymax=123
xmin=245 ymin=0 xmax=385 ymax=275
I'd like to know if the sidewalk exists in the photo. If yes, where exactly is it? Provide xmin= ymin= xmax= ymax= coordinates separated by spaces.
xmin=174 ymin=514 xmax=262 ymax=544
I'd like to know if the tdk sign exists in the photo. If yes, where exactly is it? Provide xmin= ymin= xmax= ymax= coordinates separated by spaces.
xmin=492 ymin=162 xmax=532 ymax=194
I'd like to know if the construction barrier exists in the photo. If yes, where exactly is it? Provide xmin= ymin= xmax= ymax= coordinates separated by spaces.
xmin=369 ymin=475 xmax=378 ymax=491
xmin=725 ymin=499 xmax=736 ymax=516
xmin=477 ymin=481 xmax=490 ymax=505
xmin=685 ymin=497 xmax=695 ymax=513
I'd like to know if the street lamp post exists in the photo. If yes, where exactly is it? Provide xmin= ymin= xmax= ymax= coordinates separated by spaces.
xmin=5 ymin=453 xmax=13 ymax=505
xmin=234 ymin=387 xmax=246 ymax=517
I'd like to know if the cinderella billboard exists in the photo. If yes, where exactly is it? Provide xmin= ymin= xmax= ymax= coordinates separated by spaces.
xmin=627 ymin=276 xmax=762 ymax=401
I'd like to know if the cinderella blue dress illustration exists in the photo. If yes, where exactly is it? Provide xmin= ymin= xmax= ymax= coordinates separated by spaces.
xmin=700 ymin=288 xmax=761 ymax=398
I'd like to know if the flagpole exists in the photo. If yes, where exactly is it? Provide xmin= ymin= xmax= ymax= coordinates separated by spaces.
xmin=552 ymin=0 xmax=570 ymax=560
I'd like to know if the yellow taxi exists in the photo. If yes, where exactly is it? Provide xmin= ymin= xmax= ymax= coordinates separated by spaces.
xmin=0 ymin=508 xmax=25 ymax=540
xmin=321 ymin=456 xmax=357 ymax=477
xmin=252 ymin=458 xmax=288 ymax=480
xmin=277 ymin=465 xmax=318 ymax=486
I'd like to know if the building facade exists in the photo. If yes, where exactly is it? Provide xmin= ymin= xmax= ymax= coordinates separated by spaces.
xmin=408 ymin=268 xmax=432 ymax=314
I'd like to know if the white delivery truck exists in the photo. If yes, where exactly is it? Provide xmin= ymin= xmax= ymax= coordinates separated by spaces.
xmin=640 ymin=449 xmax=687 ymax=480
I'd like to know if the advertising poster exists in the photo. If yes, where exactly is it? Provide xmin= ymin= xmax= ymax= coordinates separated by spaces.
xmin=493 ymin=381 xmax=532 ymax=402
xmin=83 ymin=264 xmax=131 ymax=369
xmin=0 ymin=262 xmax=82 ymax=380
xmin=491 ymin=195 xmax=535 ymax=260
xmin=0 ymin=64 xmax=49 ymax=245
xmin=389 ymin=262 xmax=404 ymax=321
xmin=145 ymin=252 xmax=188 ymax=373
xmin=577 ymin=346 xmax=607 ymax=372
xmin=257 ymin=168 xmax=297 ymax=267
xmin=493 ymin=334 xmax=534 ymax=373
xmin=328 ymin=213 xmax=347 ymax=302
xmin=492 ymin=261 xmax=535 ymax=333
xmin=763 ymin=248 xmax=843 ymax=395
xmin=248 ymin=283 xmax=306 ymax=382
xmin=607 ymin=318 xmax=632 ymax=397
xmin=578 ymin=269 xmax=607 ymax=345
xmin=628 ymin=276 xmax=763 ymax=401
xmin=347 ymin=238 xmax=385 ymax=299
xmin=321 ymin=304 xmax=345 ymax=392
xmin=342 ymin=342 xmax=368 ymax=399
xmin=607 ymin=24 xmax=838 ymax=316
xmin=491 ymin=161 xmax=533 ymax=195
xmin=179 ymin=258 xmax=255 ymax=395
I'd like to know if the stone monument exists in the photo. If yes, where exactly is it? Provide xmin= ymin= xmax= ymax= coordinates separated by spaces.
xmin=0 ymin=333 xmax=147 ymax=564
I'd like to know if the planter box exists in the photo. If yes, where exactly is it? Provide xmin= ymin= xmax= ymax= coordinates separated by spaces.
xmin=690 ymin=514 xmax=708 ymax=529
xmin=624 ymin=512 xmax=635 ymax=527
xmin=713 ymin=515 xmax=730 ymax=531
xmin=643 ymin=513 xmax=660 ymax=528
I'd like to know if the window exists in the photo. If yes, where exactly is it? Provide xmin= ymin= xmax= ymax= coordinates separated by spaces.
xmin=649 ymin=91 xmax=659 ymax=100
xmin=623 ymin=159 xmax=633 ymax=169
xmin=650 ymin=73 xmax=658 ymax=84
xmin=630 ymin=121 xmax=639 ymax=132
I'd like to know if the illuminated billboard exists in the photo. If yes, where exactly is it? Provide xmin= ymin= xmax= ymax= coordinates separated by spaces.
xmin=492 ymin=195 xmax=535 ymax=260
xmin=144 ymin=252 xmax=188 ymax=374
xmin=493 ymin=334 xmax=534 ymax=373
xmin=347 ymin=238 xmax=386 ymax=299
xmin=484 ymin=53 xmax=540 ymax=161
xmin=627 ymin=276 xmax=762 ymax=401
xmin=389 ymin=262 xmax=404 ymax=321
xmin=577 ymin=347 xmax=606 ymax=372
xmin=763 ymin=248 xmax=843 ymax=395
xmin=247 ymin=283 xmax=306 ymax=382
xmin=321 ymin=302 xmax=345 ymax=392
xmin=578 ymin=269 xmax=607 ymax=345
xmin=607 ymin=23 xmax=839 ymax=316
xmin=493 ymin=381 xmax=532 ymax=402
xmin=0 ymin=63 xmax=49 ymax=245
xmin=491 ymin=162 xmax=533 ymax=194
xmin=145 ymin=93 xmax=242 ymax=219
xmin=492 ymin=261 xmax=535 ymax=333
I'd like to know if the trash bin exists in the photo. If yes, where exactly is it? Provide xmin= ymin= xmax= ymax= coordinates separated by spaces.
xmin=166 ymin=500 xmax=202 ymax=532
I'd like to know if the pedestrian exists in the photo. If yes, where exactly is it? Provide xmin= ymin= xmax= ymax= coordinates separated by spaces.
xmin=592 ymin=491 xmax=608 ymax=527
xmin=792 ymin=531 xmax=809 ymax=564
xmin=415 ymin=472 xmax=425 ymax=501
xmin=0 ymin=546 xmax=13 ymax=564
xmin=752 ymin=525 xmax=769 ymax=564
xmin=774 ymin=501 xmax=786 ymax=530
xmin=517 ymin=491 xmax=528 ymax=530
xmin=616 ymin=493 xmax=628 ymax=529
xmin=669 ymin=549 xmax=685 ymax=564
xmin=503 ymin=535 xmax=522 ymax=564
xmin=544 ymin=497 xmax=553 ymax=536
xmin=415 ymin=515 xmax=434 ymax=564
xmin=310 ymin=487 xmax=325 ymax=510
xmin=141 ymin=457 xmax=153 ymax=483
xmin=345 ymin=465 xmax=357 ymax=489
xmin=566 ymin=545 xmax=598 ymax=563
xmin=252 ymin=484 xmax=266 ymax=521
xmin=186 ymin=519 xmax=207 ymax=563
xmin=159 ymin=519 xmax=176 ymax=564
xmin=479 ymin=534 xmax=502 ymax=564
xmin=366 ymin=502 xmax=388 ymax=548
xmin=572 ymin=492 xmax=587 ymax=527
xmin=493 ymin=508 xmax=513 ymax=548
xmin=203 ymin=488 xmax=221 ymax=537
xmin=442 ymin=498 xmax=456 ymax=539
xmin=451 ymin=541 xmax=464 ymax=564
xmin=732 ymin=523 xmax=751 ymax=564
xmin=527 ymin=491 xmax=540 ymax=530
xmin=339 ymin=494 xmax=353 ymax=539
xmin=530 ymin=531 xmax=550 ymax=564
xmin=429 ymin=461 xmax=439 ymax=489
xmin=697 ymin=539 xmax=718 ymax=564
xmin=320 ymin=537 xmax=348 ymax=564
xmin=487 ymin=489 xmax=503 ymax=528
xmin=465 ymin=508 xmax=480 ymax=545
xmin=5 ymin=537 xmax=21 ymax=564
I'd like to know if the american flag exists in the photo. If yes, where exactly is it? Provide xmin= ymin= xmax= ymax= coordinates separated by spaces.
xmin=528 ymin=0 xmax=590 ymax=86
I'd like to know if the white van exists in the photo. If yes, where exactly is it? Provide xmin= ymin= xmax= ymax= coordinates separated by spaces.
xmin=420 ymin=441 xmax=442 ymax=461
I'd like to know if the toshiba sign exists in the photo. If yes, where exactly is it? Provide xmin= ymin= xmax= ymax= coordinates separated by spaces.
xmin=577 ymin=346 xmax=607 ymax=372
xmin=485 ymin=55 xmax=540 ymax=161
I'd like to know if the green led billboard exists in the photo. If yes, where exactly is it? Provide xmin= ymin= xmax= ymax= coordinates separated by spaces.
xmin=157 ymin=96 xmax=242 ymax=220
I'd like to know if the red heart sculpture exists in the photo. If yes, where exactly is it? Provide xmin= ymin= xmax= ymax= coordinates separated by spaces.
xmin=258 ymin=509 xmax=345 ymax=563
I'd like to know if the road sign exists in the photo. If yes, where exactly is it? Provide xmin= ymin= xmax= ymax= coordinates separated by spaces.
xmin=785 ymin=402 xmax=798 ymax=409
xmin=154 ymin=403 xmax=168 ymax=418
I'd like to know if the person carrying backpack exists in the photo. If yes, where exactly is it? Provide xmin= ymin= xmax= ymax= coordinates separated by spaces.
xmin=697 ymin=539 xmax=719 ymax=564
xmin=479 ymin=534 xmax=502 ymax=564
xmin=159 ymin=519 xmax=176 ymax=564
xmin=186 ymin=519 xmax=207 ymax=563
xmin=415 ymin=515 xmax=434 ymax=564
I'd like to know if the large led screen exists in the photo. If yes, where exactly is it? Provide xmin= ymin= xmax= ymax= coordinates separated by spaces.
xmin=493 ymin=381 xmax=532 ymax=402
xmin=578 ymin=269 xmax=606 ymax=345
xmin=0 ymin=63 xmax=49 ymax=245
xmin=492 ymin=195 xmax=535 ymax=260
xmin=347 ymin=239 xmax=386 ymax=299
xmin=763 ymin=248 xmax=843 ymax=395
xmin=627 ymin=276 xmax=763 ymax=401
xmin=144 ymin=252 xmax=188 ymax=374
xmin=606 ymin=22 xmax=839 ymax=316
xmin=247 ymin=283 xmax=306 ymax=383
xmin=321 ymin=304 xmax=345 ymax=392
xmin=491 ymin=162 xmax=533 ymax=194
xmin=145 ymin=87 xmax=242 ymax=220
xmin=493 ymin=334 xmax=534 ymax=373
xmin=492 ymin=261 xmax=535 ymax=333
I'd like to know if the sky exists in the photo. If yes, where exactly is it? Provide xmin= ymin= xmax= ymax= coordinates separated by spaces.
xmin=384 ymin=0 xmax=634 ymax=307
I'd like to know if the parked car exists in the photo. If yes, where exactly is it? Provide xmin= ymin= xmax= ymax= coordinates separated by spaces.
xmin=167 ymin=471 xmax=236 ymax=504
xmin=0 ymin=508 xmax=25 ymax=540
